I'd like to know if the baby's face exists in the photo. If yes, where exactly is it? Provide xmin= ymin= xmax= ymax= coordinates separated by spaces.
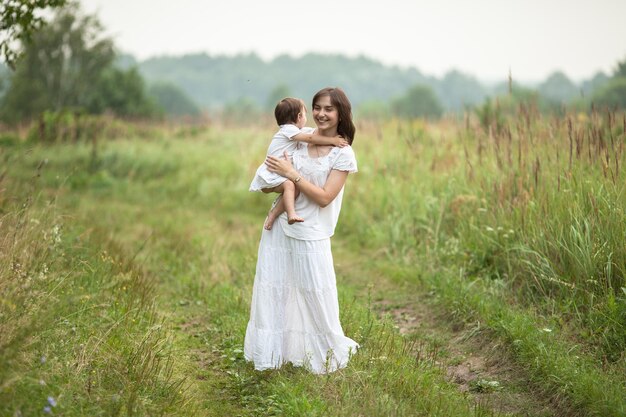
xmin=296 ymin=106 xmax=307 ymax=128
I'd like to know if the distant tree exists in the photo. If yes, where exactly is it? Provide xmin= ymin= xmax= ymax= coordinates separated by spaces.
xmin=115 ymin=53 xmax=138 ymax=70
xmin=436 ymin=70 xmax=488 ymax=111
xmin=148 ymin=81 xmax=200 ymax=117
xmin=0 ymin=4 xmax=158 ymax=122
xmin=222 ymin=97 xmax=262 ymax=124
xmin=356 ymin=100 xmax=391 ymax=121
xmin=580 ymin=71 xmax=609 ymax=98
xmin=614 ymin=56 xmax=626 ymax=78
xmin=88 ymin=67 xmax=160 ymax=117
xmin=590 ymin=56 xmax=626 ymax=110
xmin=491 ymin=81 xmax=560 ymax=112
xmin=266 ymin=84 xmax=292 ymax=111
xmin=475 ymin=83 xmax=563 ymax=131
xmin=391 ymin=84 xmax=443 ymax=119
xmin=592 ymin=78 xmax=626 ymax=110
xmin=0 ymin=4 xmax=113 ymax=121
xmin=538 ymin=71 xmax=578 ymax=103
xmin=1 ymin=0 xmax=68 ymax=68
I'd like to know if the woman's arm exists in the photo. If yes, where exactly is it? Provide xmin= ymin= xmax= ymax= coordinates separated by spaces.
xmin=265 ymin=152 xmax=348 ymax=208
xmin=297 ymin=169 xmax=348 ymax=208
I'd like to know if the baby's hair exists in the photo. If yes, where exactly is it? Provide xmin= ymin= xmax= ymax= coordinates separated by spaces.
xmin=274 ymin=97 xmax=305 ymax=126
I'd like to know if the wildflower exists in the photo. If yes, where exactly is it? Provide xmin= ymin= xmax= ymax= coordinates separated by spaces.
xmin=40 ymin=355 xmax=46 ymax=364
xmin=43 ymin=406 xmax=52 ymax=414
xmin=471 ymin=379 xmax=501 ymax=392
xmin=38 ymin=264 xmax=49 ymax=280
xmin=47 ymin=396 xmax=57 ymax=407
xmin=48 ymin=224 xmax=62 ymax=246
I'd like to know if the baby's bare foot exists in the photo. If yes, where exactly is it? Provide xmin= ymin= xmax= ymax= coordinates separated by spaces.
xmin=288 ymin=215 xmax=304 ymax=225
xmin=264 ymin=212 xmax=278 ymax=230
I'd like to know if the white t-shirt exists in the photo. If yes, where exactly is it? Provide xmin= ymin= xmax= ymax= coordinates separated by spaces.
xmin=278 ymin=144 xmax=358 ymax=240
xmin=267 ymin=124 xmax=314 ymax=157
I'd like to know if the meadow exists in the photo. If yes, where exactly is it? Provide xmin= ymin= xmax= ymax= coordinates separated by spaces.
xmin=1 ymin=106 xmax=625 ymax=416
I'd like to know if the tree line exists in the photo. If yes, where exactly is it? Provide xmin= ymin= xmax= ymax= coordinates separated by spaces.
xmin=0 ymin=1 xmax=624 ymax=127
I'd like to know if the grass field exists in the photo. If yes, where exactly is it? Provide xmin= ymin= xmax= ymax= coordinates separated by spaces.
xmin=1 ymin=109 xmax=625 ymax=416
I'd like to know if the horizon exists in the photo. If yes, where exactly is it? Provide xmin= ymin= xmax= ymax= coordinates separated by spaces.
xmin=122 ymin=49 xmax=613 ymax=86
xmin=80 ymin=0 xmax=626 ymax=83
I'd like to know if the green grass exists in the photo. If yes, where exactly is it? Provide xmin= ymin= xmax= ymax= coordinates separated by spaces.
xmin=1 ymin=110 xmax=625 ymax=416
xmin=0 ymin=200 xmax=187 ymax=415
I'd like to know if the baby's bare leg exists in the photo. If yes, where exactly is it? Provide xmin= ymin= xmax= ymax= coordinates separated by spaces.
xmin=263 ymin=183 xmax=286 ymax=230
xmin=262 ymin=182 xmax=303 ymax=230
xmin=264 ymin=195 xmax=284 ymax=230
xmin=282 ymin=181 xmax=303 ymax=225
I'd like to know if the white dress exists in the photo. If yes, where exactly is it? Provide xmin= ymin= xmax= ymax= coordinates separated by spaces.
xmin=244 ymin=144 xmax=359 ymax=374
xmin=249 ymin=124 xmax=315 ymax=191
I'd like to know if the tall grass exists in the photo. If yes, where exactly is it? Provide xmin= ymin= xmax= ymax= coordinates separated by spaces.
xmin=0 ymin=190 xmax=189 ymax=415
xmin=345 ymin=109 xmax=626 ymax=352
xmin=341 ymin=108 xmax=626 ymax=415
xmin=459 ymin=109 xmax=625 ymax=361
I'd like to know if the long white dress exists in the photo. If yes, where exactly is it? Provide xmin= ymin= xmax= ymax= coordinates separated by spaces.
xmin=244 ymin=144 xmax=359 ymax=374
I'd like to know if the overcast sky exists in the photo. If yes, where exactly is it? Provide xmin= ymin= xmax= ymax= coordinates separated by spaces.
xmin=79 ymin=0 xmax=626 ymax=83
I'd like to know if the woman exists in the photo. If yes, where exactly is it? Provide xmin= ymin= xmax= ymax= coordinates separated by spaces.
xmin=244 ymin=87 xmax=359 ymax=374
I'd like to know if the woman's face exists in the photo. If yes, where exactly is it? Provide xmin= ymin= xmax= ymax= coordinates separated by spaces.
xmin=312 ymin=95 xmax=339 ymax=133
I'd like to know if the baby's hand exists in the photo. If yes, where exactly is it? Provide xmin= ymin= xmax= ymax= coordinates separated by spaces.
xmin=333 ymin=136 xmax=349 ymax=147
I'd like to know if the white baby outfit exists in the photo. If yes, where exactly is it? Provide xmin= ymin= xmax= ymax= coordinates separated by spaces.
xmin=249 ymin=124 xmax=315 ymax=191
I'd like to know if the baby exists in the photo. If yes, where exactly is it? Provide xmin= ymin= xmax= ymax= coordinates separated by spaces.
xmin=250 ymin=97 xmax=348 ymax=230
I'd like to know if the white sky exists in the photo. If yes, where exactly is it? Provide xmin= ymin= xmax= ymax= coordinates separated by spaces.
xmin=79 ymin=0 xmax=626 ymax=83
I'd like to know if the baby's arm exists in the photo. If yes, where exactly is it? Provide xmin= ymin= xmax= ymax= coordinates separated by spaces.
xmin=292 ymin=131 xmax=349 ymax=147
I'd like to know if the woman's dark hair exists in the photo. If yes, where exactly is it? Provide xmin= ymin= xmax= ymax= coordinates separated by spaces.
xmin=312 ymin=87 xmax=356 ymax=144
xmin=274 ymin=97 xmax=304 ymax=125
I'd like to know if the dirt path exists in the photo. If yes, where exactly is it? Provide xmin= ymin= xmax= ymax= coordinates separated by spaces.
xmin=333 ymin=243 xmax=565 ymax=417
xmin=375 ymin=296 xmax=562 ymax=417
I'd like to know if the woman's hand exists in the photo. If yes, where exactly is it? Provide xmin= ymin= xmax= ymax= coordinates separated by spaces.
xmin=266 ymin=151 xmax=297 ymax=180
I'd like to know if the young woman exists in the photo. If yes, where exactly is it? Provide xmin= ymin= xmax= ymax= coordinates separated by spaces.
xmin=244 ymin=87 xmax=359 ymax=374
